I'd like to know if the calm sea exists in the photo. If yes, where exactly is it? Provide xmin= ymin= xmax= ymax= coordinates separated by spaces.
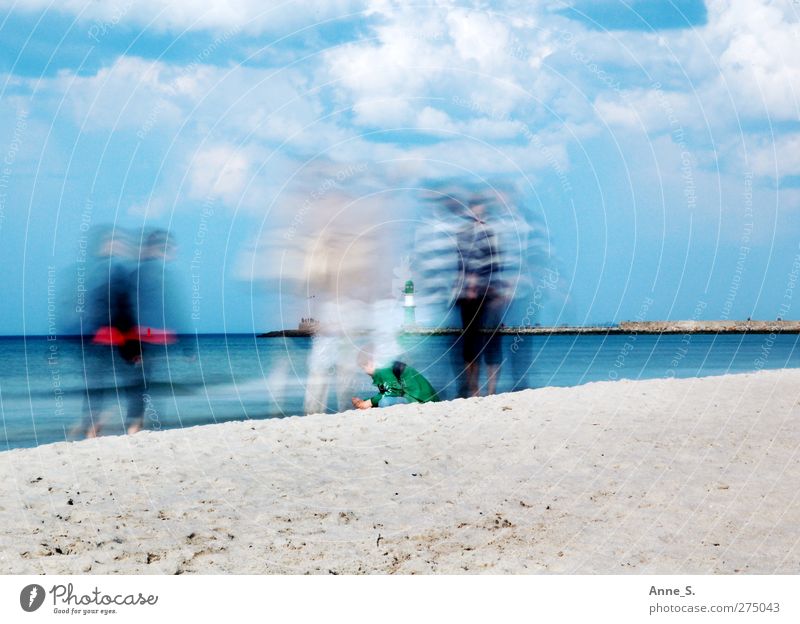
xmin=1 ymin=332 xmax=798 ymax=450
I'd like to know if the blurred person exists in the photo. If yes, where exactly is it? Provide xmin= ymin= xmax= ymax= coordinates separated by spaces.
xmin=73 ymin=226 xmax=139 ymax=438
xmin=290 ymin=191 xmax=404 ymax=414
xmin=300 ymin=212 xmax=375 ymax=414
xmin=414 ymin=182 xmax=526 ymax=397
xmin=454 ymin=194 xmax=508 ymax=397
xmin=240 ymin=163 xmax=417 ymax=413
xmin=127 ymin=229 xmax=191 ymax=434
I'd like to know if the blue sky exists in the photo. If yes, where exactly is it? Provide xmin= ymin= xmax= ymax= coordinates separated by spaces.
xmin=1 ymin=0 xmax=799 ymax=334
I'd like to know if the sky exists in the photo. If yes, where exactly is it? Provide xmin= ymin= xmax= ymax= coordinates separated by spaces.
xmin=1 ymin=0 xmax=799 ymax=334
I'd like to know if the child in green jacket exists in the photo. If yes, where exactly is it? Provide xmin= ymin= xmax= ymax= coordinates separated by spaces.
xmin=351 ymin=353 xmax=440 ymax=409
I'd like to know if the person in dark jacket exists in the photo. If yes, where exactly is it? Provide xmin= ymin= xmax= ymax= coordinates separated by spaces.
xmin=454 ymin=196 xmax=506 ymax=397
xmin=74 ymin=227 xmax=139 ymax=438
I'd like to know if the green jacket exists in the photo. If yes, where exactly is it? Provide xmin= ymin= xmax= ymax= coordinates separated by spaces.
xmin=366 ymin=361 xmax=440 ymax=407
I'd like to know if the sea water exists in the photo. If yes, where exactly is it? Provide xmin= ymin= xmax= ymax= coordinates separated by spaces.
xmin=1 ymin=332 xmax=799 ymax=450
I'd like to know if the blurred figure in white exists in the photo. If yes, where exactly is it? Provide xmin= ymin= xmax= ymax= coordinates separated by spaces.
xmin=242 ymin=174 xmax=404 ymax=414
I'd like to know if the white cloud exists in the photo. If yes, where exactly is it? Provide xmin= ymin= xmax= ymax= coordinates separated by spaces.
xmin=27 ymin=56 xmax=334 ymax=153
xmin=57 ymin=57 xmax=187 ymax=131
xmin=572 ymin=0 xmax=800 ymax=193
xmin=594 ymin=97 xmax=639 ymax=128
xmin=10 ymin=0 xmax=800 ymax=225
xmin=352 ymin=98 xmax=414 ymax=126
xmin=697 ymin=0 xmax=799 ymax=121
xmin=416 ymin=106 xmax=457 ymax=133
xmin=323 ymin=1 xmax=560 ymax=127
xmin=459 ymin=118 xmax=522 ymax=140
xmin=0 ymin=0 xmax=366 ymax=34
xmin=189 ymin=145 xmax=252 ymax=202
xmin=749 ymin=133 xmax=800 ymax=179
xmin=447 ymin=8 xmax=511 ymax=68
xmin=594 ymin=87 xmax=704 ymax=134
xmin=537 ymin=0 xmax=800 ymax=140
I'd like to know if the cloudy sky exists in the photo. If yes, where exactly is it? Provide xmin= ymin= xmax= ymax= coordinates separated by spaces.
xmin=1 ymin=0 xmax=799 ymax=334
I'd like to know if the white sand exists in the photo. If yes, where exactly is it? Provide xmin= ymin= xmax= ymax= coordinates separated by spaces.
xmin=2 ymin=369 xmax=800 ymax=574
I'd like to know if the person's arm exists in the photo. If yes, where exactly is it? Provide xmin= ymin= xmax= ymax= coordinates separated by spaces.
xmin=369 ymin=392 xmax=383 ymax=407
xmin=351 ymin=396 xmax=377 ymax=409
xmin=352 ymin=369 xmax=394 ymax=409
xmin=365 ymin=379 xmax=386 ymax=407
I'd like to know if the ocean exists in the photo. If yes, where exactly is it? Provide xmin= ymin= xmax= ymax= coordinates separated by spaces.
xmin=1 ymin=332 xmax=798 ymax=450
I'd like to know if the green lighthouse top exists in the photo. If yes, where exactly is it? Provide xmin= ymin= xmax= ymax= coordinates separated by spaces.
xmin=404 ymin=280 xmax=414 ymax=294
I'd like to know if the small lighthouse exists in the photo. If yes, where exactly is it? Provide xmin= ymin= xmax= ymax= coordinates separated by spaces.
xmin=403 ymin=279 xmax=416 ymax=327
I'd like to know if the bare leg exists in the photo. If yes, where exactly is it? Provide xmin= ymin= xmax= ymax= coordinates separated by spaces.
xmin=71 ymin=420 xmax=101 ymax=439
xmin=76 ymin=382 xmax=106 ymax=439
xmin=85 ymin=422 xmax=101 ymax=438
xmin=486 ymin=363 xmax=501 ymax=395
xmin=305 ymin=336 xmax=335 ymax=414
xmin=466 ymin=361 xmax=480 ymax=397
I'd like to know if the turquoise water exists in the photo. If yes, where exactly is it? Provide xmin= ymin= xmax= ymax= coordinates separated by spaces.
xmin=1 ymin=332 xmax=798 ymax=450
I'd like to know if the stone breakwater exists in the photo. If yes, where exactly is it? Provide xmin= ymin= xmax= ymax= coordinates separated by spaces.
xmin=615 ymin=320 xmax=800 ymax=333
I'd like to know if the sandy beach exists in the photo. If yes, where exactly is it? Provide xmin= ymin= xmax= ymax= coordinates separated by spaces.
xmin=2 ymin=369 xmax=799 ymax=574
